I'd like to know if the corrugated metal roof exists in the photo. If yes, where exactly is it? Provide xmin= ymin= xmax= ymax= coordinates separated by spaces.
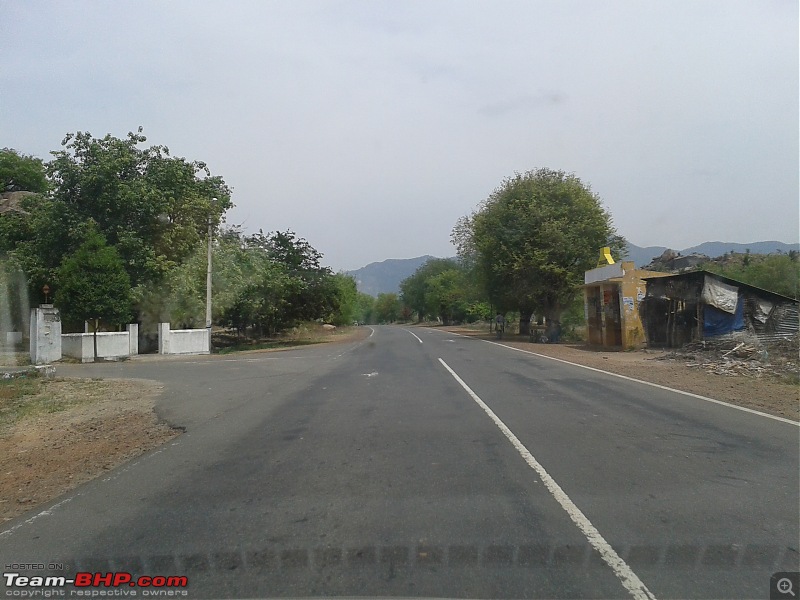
xmin=641 ymin=269 xmax=798 ymax=304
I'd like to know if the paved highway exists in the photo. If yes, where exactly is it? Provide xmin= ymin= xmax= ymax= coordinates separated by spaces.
xmin=2 ymin=326 xmax=798 ymax=598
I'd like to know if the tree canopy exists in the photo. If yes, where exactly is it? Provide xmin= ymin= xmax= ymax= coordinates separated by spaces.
xmin=453 ymin=168 xmax=624 ymax=333
xmin=5 ymin=128 xmax=232 ymax=300
xmin=55 ymin=228 xmax=132 ymax=330
xmin=374 ymin=293 xmax=402 ymax=323
xmin=1 ymin=129 xmax=361 ymax=341
xmin=704 ymin=253 xmax=799 ymax=299
xmin=399 ymin=258 xmax=461 ymax=322
xmin=0 ymin=148 xmax=48 ymax=193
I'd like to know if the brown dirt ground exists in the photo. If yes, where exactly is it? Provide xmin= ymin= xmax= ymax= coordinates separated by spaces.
xmin=0 ymin=378 xmax=179 ymax=523
xmin=442 ymin=326 xmax=800 ymax=422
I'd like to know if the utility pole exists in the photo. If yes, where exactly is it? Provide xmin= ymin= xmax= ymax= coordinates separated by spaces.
xmin=206 ymin=198 xmax=217 ymax=350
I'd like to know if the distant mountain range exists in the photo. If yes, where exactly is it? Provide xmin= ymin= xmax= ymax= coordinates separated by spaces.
xmin=624 ymin=241 xmax=799 ymax=268
xmin=348 ymin=241 xmax=799 ymax=296
xmin=347 ymin=255 xmax=438 ymax=297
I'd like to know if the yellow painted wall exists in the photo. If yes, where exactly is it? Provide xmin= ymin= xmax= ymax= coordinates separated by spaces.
xmin=584 ymin=262 xmax=669 ymax=349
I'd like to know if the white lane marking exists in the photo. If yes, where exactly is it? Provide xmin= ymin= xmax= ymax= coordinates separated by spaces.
xmin=404 ymin=329 xmax=423 ymax=344
xmin=0 ymin=497 xmax=75 ymax=538
xmin=428 ymin=328 xmax=470 ymax=338
xmin=363 ymin=372 xmax=379 ymax=377
xmin=1 ymin=436 xmax=185 ymax=538
xmin=481 ymin=340 xmax=799 ymax=426
xmin=368 ymin=326 xmax=375 ymax=338
xmin=438 ymin=358 xmax=657 ymax=600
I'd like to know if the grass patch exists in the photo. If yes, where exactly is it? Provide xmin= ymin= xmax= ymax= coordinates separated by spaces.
xmin=0 ymin=375 xmax=46 ymax=427
xmin=0 ymin=351 xmax=32 ymax=367
xmin=0 ymin=376 xmax=97 ymax=429
xmin=781 ymin=372 xmax=800 ymax=386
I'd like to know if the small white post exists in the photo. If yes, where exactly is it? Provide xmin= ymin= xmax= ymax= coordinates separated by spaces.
xmin=127 ymin=323 xmax=139 ymax=356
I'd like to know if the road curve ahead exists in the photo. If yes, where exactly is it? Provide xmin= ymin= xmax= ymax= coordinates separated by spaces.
xmin=1 ymin=325 xmax=797 ymax=599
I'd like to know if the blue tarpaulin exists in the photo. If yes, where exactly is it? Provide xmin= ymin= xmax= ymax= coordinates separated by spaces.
xmin=703 ymin=296 xmax=745 ymax=337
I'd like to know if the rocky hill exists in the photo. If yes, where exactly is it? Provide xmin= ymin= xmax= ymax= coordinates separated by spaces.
xmin=347 ymin=255 xmax=438 ymax=297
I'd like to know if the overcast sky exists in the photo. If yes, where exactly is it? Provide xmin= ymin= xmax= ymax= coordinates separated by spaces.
xmin=2 ymin=0 xmax=797 ymax=271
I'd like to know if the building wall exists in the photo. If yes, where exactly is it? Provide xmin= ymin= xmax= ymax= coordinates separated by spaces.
xmin=584 ymin=262 xmax=668 ymax=349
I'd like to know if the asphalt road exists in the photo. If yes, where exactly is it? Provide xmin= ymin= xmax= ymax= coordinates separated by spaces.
xmin=1 ymin=326 xmax=798 ymax=599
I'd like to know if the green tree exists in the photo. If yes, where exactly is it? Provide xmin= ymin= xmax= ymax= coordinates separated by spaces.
xmin=356 ymin=292 xmax=376 ymax=324
xmin=5 ymin=129 xmax=231 ymax=321
xmin=44 ymin=128 xmax=231 ymax=288
xmin=705 ymin=254 xmax=799 ymax=299
xmin=248 ymin=230 xmax=337 ymax=326
xmin=328 ymin=273 xmax=360 ymax=326
xmin=0 ymin=149 xmax=47 ymax=256
xmin=0 ymin=149 xmax=48 ymax=193
xmin=374 ymin=293 xmax=401 ymax=323
xmin=453 ymin=168 xmax=624 ymax=334
xmin=424 ymin=269 xmax=469 ymax=325
xmin=55 ymin=229 xmax=132 ymax=361
xmin=400 ymin=258 xmax=460 ymax=322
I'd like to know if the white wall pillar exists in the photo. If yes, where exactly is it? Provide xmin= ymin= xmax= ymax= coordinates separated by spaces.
xmin=127 ymin=323 xmax=139 ymax=356
xmin=158 ymin=322 xmax=170 ymax=355
xmin=30 ymin=305 xmax=62 ymax=365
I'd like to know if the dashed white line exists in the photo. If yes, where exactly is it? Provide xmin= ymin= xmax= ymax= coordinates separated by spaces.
xmin=0 ymin=497 xmax=75 ymax=538
xmin=438 ymin=357 xmax=657 ymax=600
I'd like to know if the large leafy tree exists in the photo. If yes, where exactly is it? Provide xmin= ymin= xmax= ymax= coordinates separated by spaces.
xmin=248 ymin=229 xmax=337 ymax=326
xmin=46 ymin=128 xmax=231 ymax=285
xmin=55 ymin=229 xmax=132 ymax=360
xmin=424 ymin=269 xmax=469 ymax=325
xmin=9 ymin=128 xmax=232 ymax=301
xmin=400 ymin=258 xmax=461 ymax=322
xmin=453 ymin=168 xmax=625 ymax=334
xmin=0 ymin=149 xmax=48 ymax=193
xmin=327 ymin=273 xmax=360 ymax=326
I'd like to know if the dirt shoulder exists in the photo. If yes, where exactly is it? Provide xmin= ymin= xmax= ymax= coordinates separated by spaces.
xmin=441 ymin=326 xmax=799 ymax=422
xmin=0 ymin=378 xmax=179 ymax=523
xmin=209 ymin=324 xmax=370 ymax=355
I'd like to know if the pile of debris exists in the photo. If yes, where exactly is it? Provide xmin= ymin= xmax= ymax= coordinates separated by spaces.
xmin=654 ymin=335 xmax=799 ymax=380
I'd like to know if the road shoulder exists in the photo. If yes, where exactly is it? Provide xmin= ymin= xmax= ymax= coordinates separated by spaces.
xmin=440 ymin=327 xmax=799 ymax=422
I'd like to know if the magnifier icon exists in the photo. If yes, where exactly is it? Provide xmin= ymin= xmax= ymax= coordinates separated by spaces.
xmin=778 ymin=578 xmax=796 ymax=597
